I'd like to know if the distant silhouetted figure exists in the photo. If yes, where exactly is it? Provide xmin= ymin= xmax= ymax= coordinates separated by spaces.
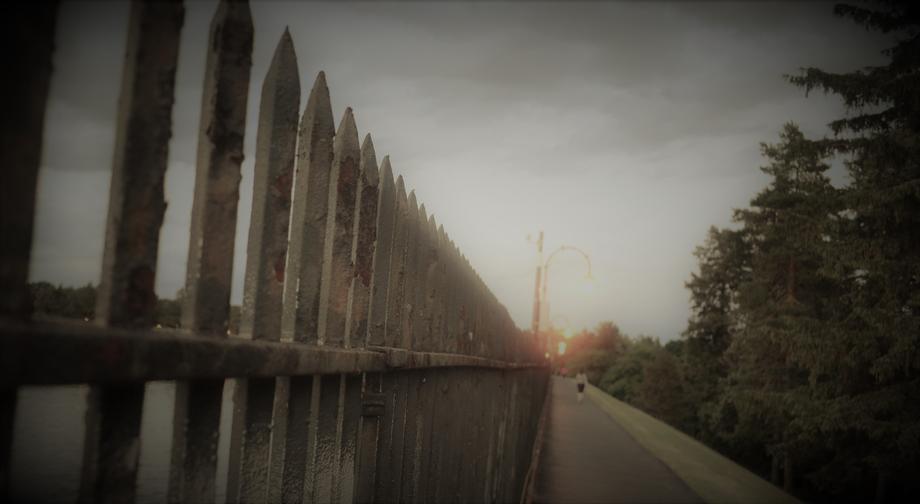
xmin=575 ymin=371 xmax=587 ymax=403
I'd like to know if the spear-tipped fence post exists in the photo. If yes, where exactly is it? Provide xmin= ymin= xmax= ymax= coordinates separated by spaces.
xmin=412 ymin=204 xmax=431 ymax=351
xmin=282 ymin=71 xmax=334 ymax=343
xmin=367 ymin=158 xmax=396 ymax=347
xmin=222 ymin=28 xmax=298 ymax=504
xmin=0 ymin=3 xmax=59 ymax=498
xmin=170 ymin=2 xmax=253 ymax=501
xmin=384 ymin=176 xmax=409 ymax=348
xmin=401 ymin=191 xmax=420 ymax=349
xmin=269 ymin=71 xmax=333 ymax=504
xmin=345 ymin=135 xmax=379 ymax=348
xmin=80 ymin=2 xmax=184 ymax=502
xmin=318 ymin=107 xmax=360 ymax=348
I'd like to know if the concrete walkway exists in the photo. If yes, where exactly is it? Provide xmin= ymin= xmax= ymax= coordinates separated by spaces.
xmin=532 ymin=376 xmax=799 ymax=504
xmin=532 ymin=376 xmax=701 ymax=504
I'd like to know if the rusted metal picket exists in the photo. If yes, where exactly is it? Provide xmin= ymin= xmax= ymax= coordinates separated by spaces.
xmin=367 ymin=158 xmax=397 ymax=348
xmin=344 ymin=135 xmax=380 ymax=349
xmin=0 ymin=2 xmax=58 ymax=498
xmin=2 ymin=2 xmax=550 ymax=502
xmin=282 ymin=71 xmax=334 ymax=343
xmin=170 ymin=2 xmax=253 ymax=502
xmin=224 ymin=24 xmax=300 ymax=504
xmin=77 ymin=2 xmax=184 ymax=503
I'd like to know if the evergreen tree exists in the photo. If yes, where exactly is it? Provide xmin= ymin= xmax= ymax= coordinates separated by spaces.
xmin=682 ymin=226 xmax=750 ymax=443
xmin=637 ymin=348 xmax=693 ymax=429
xmin=719 ymin=123 xmax=839 ymax=492
xmin=600 ymin=335 xmax=660 ymax=403
xmin=786 ymin=2 xmax=920 ymax=499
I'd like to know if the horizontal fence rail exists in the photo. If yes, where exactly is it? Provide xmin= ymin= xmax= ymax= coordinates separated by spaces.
xmin=0 ymin=1 xmax=549 ymax=503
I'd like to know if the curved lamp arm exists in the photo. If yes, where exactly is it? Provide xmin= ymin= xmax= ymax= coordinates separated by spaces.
xmin=544 ymin=245 xmax=593 ymax=279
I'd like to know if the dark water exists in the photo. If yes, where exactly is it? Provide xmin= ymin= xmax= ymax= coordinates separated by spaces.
xmin=11 ymin=381 xmax=237 ymax=503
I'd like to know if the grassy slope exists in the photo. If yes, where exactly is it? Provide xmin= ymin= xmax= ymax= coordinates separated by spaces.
xmin=585 ymin=382 xmax=799 ymax=504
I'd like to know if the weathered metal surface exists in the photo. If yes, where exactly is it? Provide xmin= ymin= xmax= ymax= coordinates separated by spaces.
xmin=384 ymin=177 xmax=409 ymax=348
xmin=498 ymin=373 xmax=519 ymax=503
xmin=319 ymin=109 xmax=360 ymax=347
xmin=302 ymin=378 xmax=322 ymax=502
xmin=181 ymin=0 xmax=252 ymax=336
xmin=375 ymin=370 xmax=408 ymax=503
xmin=171 ymin=3 xmax=253 ymax=501
xmin=0 ymin=321 xmax=541 ymax=386
xmin=367 ymin=158 xmax=396 ymax=347
xmin=458 ymin=370 xmax=477 ymax=502
xmin=226 ymin=30 xmax=299 ymax=504
xmin=426 ymin=369 xmax=445 ymax=501
xmin=466 ymin=371 xmax=485 ymax=503
xmin=411 ymin=205 xmax=430 ymax=352
xmin=355 ymin=372 xmax=382 ymax=503
xmin=94 ymin=0 xmax=182 ymax=329
xmin=457 ymin=253 xmax=473 ymax=356
xmin=400 ymin=193 xmax=420 ymax=352
xmin=457 ymin=249 xmax=469 ymax=356
xmin=79 ymin=384 xmax=145 ymax=504
xmin=0 ymin=321 xmax=379 ymax=385
xmin=312 ymin=374 xmax=342 ymax=502
xmin=282 ymin=71 xmax=335 ymax=343
xmin=168 ymin=378 xmax=223 ymax=503
xmin=481 ymin=372 xmax=500 ymax=503
xmin=392 ymin=371 xmax=412 ymax=503
xmin=266 ymin=377 xmax=289 ymax=503
xmin=473 ymin=275 xmax=488 ymax=358
xmin=0 ymin=7 xmax=550 ymax=493
xmin=0 ymin=4 xmax=58 ymax=496
xmin=278 ymin=375 xmax=313 ymax=504
xmin=239 ymin=29 xmax=300 ymax=342
xmin=227 ymin=377 xmax=274 ymax=503
xmin=361 ymin=391 xmax=386 ymax=418
xmin=442 ymin=369 xmax=463 ymax=503
xmin=443 ymin=238 xmax=460 ymax=355
xmin=411 ymin=370 xmax=436 ymax=503
xmin=0 ymin=2 xmax=58 ymax=320
xmin=400 ymin=370 xmax=428 ymax=503
xmin=80 ymin=3 xmax=184 ymax=503
xmin=429 ymin=222 xmax=449 ymax=352
xmin=344 ymin=136 xmax=379 ymax=348
xmin=372 ymin=373 xmax=394 ymax=502
xmin=0 ymin=388 xmax=14 ymax=499
xmin=424 ymin=216 xmax=443 ymax=353
xmin=474 ymin=267 xmax=487 ymax=358
xmin=336 ymin=374 xmax=363 ymax=503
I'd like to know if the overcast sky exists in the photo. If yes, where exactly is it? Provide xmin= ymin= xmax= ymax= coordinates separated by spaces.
xmin=30 ymin=1 xmax=890 ymax=341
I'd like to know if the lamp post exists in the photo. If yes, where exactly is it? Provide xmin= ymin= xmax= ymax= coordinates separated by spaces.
xmin=529 ymin=232 xmax=593 ymax=359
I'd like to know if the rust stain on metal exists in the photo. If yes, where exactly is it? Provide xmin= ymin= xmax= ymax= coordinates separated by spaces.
xmin=273 ymin=252 xmax=286 ymax=283
xmin=83 ymin=2 xmax=185 ymax=502
xmin=344 ymin=134 xmax=380 ymax=348
xmin=282 ymin=71 xmax=334 ymax=343
xmin=367 ymin=158 xmax=397 ymax=347
xmin=318 ymin=108 xmax=360 ymax=347
xmin=181 ymin=0 xmax=253 ymax=338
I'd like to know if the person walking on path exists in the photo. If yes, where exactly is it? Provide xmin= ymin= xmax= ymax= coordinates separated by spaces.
xmin=575 ymin=370 xmax=587 ymax=403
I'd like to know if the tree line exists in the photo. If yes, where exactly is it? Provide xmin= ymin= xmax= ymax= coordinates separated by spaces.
xmin=26 ymin=282 xmax=241 ymax=334
xmin=562 ymin=2 xmax=918 ymax=502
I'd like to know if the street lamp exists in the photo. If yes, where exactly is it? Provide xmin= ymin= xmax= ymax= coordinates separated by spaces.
xmin=529 ymin=231 xmax=593 ymax=358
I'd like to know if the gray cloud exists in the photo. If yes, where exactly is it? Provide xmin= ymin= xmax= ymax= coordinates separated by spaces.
xmin=32 ymin=0 xmax=891 ymax=341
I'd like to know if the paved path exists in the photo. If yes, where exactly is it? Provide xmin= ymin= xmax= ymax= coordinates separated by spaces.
xmin=532 ymin=376 xmax=702 ymax=504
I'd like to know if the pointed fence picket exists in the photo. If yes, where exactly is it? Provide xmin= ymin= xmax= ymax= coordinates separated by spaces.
xmin=170 ymin=2 xmax=253 ymax=502
xmin=0 ymin=1 xmax=549 ymax=503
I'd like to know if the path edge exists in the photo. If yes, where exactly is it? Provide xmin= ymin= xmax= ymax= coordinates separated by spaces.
xmin=519 ymin=376 xmax=552 ymax=504
xmin=585 ymin=382 xmax=799 ymax=504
